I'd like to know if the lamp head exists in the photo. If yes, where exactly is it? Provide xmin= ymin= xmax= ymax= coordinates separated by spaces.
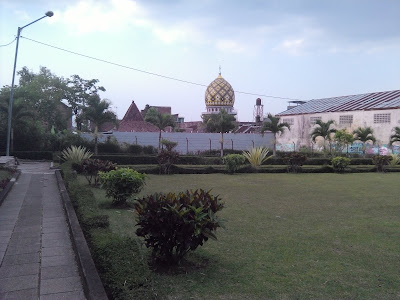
xmin=45 ymin=11 xmax=54 ymax=17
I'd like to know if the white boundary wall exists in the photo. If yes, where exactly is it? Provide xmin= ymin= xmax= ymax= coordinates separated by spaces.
xmin=82 ymin=132 xmax=273 ymax=154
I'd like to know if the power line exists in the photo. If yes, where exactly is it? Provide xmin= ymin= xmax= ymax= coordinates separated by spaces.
xmin=21 ymin=35 xmax=302 ymax=101
xmin=0 ymin=38 xmax=16 ymax=47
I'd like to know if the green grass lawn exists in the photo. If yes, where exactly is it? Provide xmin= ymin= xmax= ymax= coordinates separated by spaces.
xmin=87 ymin=173 xmax=400 ymax=299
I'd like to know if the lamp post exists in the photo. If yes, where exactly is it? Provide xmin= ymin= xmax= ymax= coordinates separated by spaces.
xmin=6 ymin=11 xmax=54 ymax=156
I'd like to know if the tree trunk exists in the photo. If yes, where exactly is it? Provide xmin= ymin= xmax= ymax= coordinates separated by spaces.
xmin=10 ymin=127 xmax=14 ymax=154
xmin=272 ymin=134 xmax=276 ymax=156
xmin=220 ymin=132 xmax=224 ymax=157
xmin=94 ymin=125 xmax=98 ymax=155
xmin=158 ymin=130 xmax=162 ymax=151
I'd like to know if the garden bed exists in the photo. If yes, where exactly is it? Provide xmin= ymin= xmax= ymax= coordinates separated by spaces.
xmin=64 ymin=169 xmax=400 ymax=299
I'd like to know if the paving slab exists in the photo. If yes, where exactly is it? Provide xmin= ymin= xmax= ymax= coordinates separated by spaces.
xmin=0 ymin=162 xmax=86 ymax=300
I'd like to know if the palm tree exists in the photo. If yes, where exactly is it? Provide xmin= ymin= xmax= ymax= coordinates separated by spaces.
xmin=0 ymin=97 xmax=34 ymax=153
xmin=202 ymin=109 xmax=236 ymax=157
xmin=389 ymin=127 xmax=400 ymax=146
xmin=81 ymin=94 xmax=117 ymax=155
xmin=261 ymin=113 xmax=290 ymax=156
xmin=353 ymin=127 xmax=376 ymax=157
xmin=310 ymin=119 xmax=336 ymax=153
xmin=144 ymin=107 xmax=176 ymax=150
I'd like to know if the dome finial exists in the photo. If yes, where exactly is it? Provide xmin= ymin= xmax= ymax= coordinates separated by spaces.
xmin=218 ymin=65 xmax=222 ymax=78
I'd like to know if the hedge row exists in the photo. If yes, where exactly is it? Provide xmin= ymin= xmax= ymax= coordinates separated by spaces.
xmin=60 ymin=163 xmax=155 ymax=299
xmin=0 ymin=151 xmax=376 ymax=166
xmin=94 ymin=155 xmax=374 ymax=166
xmin=126 ymin=164 xmax=399 ymax=174
xmin=0 ymin=151 xmax=54 ymax=160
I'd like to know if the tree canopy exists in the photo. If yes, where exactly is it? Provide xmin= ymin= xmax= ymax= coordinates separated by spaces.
xmin=261 ymin=113 xmax=290 ymax=156
xmin=310 ymin=119 xmax=336 ymax=152
xmin=202 ymin=109 xmax=237 ymax=157
xmin=145 ymin=107 xmax=176 ymax=150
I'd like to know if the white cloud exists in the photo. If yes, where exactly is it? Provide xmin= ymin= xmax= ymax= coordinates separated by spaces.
xmin=278 ymin=38 xmax=305 ymax=55
xmin=216 ymin=39 xmax=247 ymax=54
xmin=50 ymin=0 xmax=206 ymax=47
xmin=52 ymin=0 xmax=148 ymax=35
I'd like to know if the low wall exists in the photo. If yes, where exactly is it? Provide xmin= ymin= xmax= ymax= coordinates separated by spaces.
xmin=82 ymin=132 xmax=274 ymax=154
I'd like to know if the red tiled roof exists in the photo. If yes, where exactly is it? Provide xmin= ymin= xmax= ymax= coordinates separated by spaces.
xmin=122 ymin=101 xmax=144 ymax=121
xmin=117 ymin=120 xmax=159 ymax=132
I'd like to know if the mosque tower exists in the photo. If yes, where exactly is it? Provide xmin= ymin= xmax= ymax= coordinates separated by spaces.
xmin=202 ymin=68 xmax=237 ymax=118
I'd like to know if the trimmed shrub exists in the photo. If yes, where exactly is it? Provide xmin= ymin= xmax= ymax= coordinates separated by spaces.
xmin=389 ymin=154 xmax=400 ymax=167
xmin=134 ymin=189 xmax=224 ymax=264
xmin=9 ymin=151 xmax=54 ymax=160
xmin=283 ymin=152 xmax=307 ymax=173
xmin=372 ymin=155 xmax=391 ymax=172
xmin=304 ymin=158 xmax=331 ymax=165
xmin=223 ymin=154 xmax=246 ymax=174
xmin=349 ymin=158 xmax=373 ymax=165
xmin=331 ymin=157 xmax=351 ymax=173
xmin=142 ymin=145 xmax=157 ymax=155
xmin=126 ymin=144 xmax=143 ymax=154
xmin=158 ymin=139 xmax=179 ymax=174
xmin=78 ymin=159 xmax=116 ymax=185
xmin=89 ymin=233 xmax=153 ymax=299
xmin=99 ymin=168 xmax=146 ymax=206
xmin=97 ymin=138 xmax=122 ymax=153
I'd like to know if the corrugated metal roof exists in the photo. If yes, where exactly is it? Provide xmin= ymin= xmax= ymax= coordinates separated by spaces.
xmin=277 ymin=90 xmax=400 ymax=116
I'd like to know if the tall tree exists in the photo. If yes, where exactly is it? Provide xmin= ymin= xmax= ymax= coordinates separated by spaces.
xmin=17 ymin=66 xmax=69 ymax=131
xmin=261 ymin=113 xmax=290 ymax=156
xmin=202 ymin=109 xmax=236 ymax=157
xmin=65 ymin=75 xmax=106 ymax=130
xmin=310 ymin=119 xmax=336 ymax=152
xmin=144 ymin=107 xmax=176 ymax=150
xmin=389 ymin=127 xmax=400 ymax=146
xmin=353 ymin=127 xmax=376 ymax=157
xmin=81 ymin=94 xmax=117 ymax=155
xmin=0 ymin=90 xmax=35 ymax=152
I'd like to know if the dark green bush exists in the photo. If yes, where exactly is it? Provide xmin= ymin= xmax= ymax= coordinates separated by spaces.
xmin=89 ymin=232 xmax=153 ymax=299
xmin=283 ymin=152 xmax=307 ymax=173
xmin=350 ymin=158 xmax=373 ymax=165
xmin=99 ymin=168 xmax=146 ymax=206
xmin=331 ymin=157 xmax=351 ymax=173
xmin=142 ymin=145 xmax=157 ymax=155
xmin=305 ymin=158 xmax=331 ymax=165
xmin=92 ymin=155 xmax=158 ymax=165
xmin=157 ymin=149 xmax=179 ymax=175
xmin=126 ymin=144 xmax=143 ymax=154
xmin=372 ymin=155 xmax=391 ymax=172
xmin=134 ymin=189 xmax=224 ymax=264
xmin=97 ymin=139 xmax=122 ymax=153
xmin=60 ymin=162 xmax=153 ymax=299
xmin=78 ymin=159 xmax=116 ymax=185
xmin=223 ymin=154 xmax=246 ymax=174
xmin=10 ymin=151 xmax=53 ymax=160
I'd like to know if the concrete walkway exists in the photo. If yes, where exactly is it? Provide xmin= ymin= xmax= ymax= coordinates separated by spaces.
xmin=0 ymin=162 xmax=86 ymax=300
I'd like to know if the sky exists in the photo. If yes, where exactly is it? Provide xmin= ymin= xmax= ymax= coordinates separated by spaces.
xmin=1 ymin=0 xmax=400 ymax=122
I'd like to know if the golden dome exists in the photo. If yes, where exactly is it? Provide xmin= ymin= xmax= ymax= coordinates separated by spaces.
xmin=205 ymin=74 xmax=235 ymax=107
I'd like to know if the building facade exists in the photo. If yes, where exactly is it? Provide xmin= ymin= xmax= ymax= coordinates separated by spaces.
xmin=276 ymin=90 xmax=400 ymax=152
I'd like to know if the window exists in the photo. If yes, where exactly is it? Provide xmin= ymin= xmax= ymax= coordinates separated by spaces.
xmin=310 ymin=116 xmax=321 ymax=125
xmin=374 ymin=113 xmax=391 ymax=124
xmin=282 ymin=118 xmax=294 ymax=125
xmin=339 ymin=115 xmax=353 ymax=125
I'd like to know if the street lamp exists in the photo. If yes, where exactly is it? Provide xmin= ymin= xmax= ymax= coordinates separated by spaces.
xmin=6 ymin=11 xmax=54 ymax=156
